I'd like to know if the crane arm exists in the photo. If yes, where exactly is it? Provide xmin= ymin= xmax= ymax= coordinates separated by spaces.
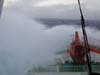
xmin=90 ymin=48 xmax=100 ymax=54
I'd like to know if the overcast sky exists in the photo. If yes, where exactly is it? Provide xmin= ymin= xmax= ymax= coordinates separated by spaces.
xmin=4 ymin=0 xmax=100 ymax=20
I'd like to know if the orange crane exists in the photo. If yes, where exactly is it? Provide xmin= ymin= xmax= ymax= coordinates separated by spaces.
xmin=67 ymin=31 xmax=100 ymax=64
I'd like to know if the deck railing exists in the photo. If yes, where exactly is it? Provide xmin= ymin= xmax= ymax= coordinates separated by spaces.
xmin=27 ymin=65 xmax=100 ymax=73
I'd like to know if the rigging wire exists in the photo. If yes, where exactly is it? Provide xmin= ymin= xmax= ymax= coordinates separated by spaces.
xmin=77 ymin=0 xmax=92 ymax=74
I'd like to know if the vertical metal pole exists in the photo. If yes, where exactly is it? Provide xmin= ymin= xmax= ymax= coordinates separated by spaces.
xmin=77 ymin=0 xmax=92 ymax=74
xmin=0 ymin=0 xmax=4 ymax=16
xmin=57 ymin=64 xmax=60 ymax=72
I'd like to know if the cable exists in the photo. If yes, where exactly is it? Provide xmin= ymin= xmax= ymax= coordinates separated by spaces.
xmin=77 ymin=0 xmax=92 ymax=74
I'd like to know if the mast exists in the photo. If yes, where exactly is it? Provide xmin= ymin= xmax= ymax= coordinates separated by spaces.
xmin=77 ymin=0 xmax=92 ymax=74
xmin=0 ymin=0 xmax=4 ymax=16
